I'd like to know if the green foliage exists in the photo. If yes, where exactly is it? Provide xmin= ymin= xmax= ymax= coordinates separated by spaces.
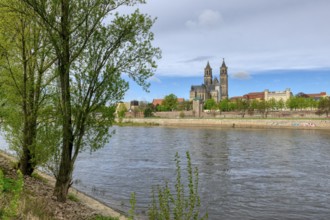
xmin=117 ymin=103 xmax=128 ymax=123
xmin=15 ymin=0 xmax=161 ymax=200
xmin=0 ymin=0 xmax=59 ymax=175
xmin=0 ymin=169 xmax=24 ymax=219
xmin=318 ymin=97 xmax=330 ymax=117
xmin=144 ymin=104 xmax=155 ymax=117
xmin=148 ymin=152 xmax=208 ymax=220
xmin=218 ymin=99 xmax=230 ymax=112
xmin=162 ymin=94 xmax=178 ymax=111
xmin=204 ymin=99 xmax=217 ymax=110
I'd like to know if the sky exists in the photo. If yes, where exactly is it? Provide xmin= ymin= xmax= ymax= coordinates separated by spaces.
xmin=118 ymin=0 xmax=330 ymax=102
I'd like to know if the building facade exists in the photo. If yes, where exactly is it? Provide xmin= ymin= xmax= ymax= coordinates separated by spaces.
xmin=243 ymin=88 xmax=292 ymax=102
xmin=189 ymin=59 xmax=228 ymax=102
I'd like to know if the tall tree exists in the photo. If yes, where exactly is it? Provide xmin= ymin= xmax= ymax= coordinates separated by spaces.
xmin=0 ymin=1 xmax=57 ymax=175
xmin=318 ymin=97 xmax=330 ymax=117
xmin=20 ymin=0 xmax=160 ymax=201
xmin=162 ymin=93 xmax=178 ymax=111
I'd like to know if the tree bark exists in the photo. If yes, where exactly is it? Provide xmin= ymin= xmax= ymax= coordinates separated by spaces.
xmin=53 ymin=0 xmax=74 ymax=202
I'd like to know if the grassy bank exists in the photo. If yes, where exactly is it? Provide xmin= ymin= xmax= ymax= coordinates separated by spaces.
xmin=0 ymin=151 xmax=126 ymax=220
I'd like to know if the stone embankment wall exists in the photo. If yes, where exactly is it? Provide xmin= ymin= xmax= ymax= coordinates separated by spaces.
xmin=122 ymin=118 xmax=330 ymax=130
xmin=153 ymin=110 xmax=323 ymax=119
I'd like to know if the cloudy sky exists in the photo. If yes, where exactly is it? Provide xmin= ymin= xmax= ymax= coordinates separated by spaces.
xmin=120 ymin=0 xmax=330 ymax=101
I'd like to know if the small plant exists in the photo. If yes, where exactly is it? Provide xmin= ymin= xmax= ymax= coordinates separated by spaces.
xmin=148 ymin=152 xmax=208 ymax=220
xmin=68 ymin=193 xmax=80 ymax=202
xmin=128 ymin=192 xmax=136 ymax=220
xmin=179 ymin=111 xmax=185 ymax=118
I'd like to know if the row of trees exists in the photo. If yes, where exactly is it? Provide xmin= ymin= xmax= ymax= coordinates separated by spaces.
xmin=204 ymin=96 xmax=330 ymax=117
xmin=123 ymin=93 xmax=329 ymax=118
xmin=0 ymin=0 xmax=160 ymax=202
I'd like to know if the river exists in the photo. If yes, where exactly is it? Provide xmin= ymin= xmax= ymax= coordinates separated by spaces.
xmin=71 ymin=126 xmax=330 ymax=220
xmin=1 ymin=126 xmax=330 ymax=219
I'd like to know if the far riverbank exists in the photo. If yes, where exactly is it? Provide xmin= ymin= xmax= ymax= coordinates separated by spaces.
xmin=122 ymin=118 xmax=330 ymax=130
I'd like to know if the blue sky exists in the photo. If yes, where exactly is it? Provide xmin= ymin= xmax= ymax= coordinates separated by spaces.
xmin=118 ymin=0 xmax=330 ymax=102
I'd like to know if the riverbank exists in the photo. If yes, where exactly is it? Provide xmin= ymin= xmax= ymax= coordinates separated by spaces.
xmin=122 ymin=118 xmax=330 ymax=130
xmin=0 ymin=151 xmax=127 ymax=220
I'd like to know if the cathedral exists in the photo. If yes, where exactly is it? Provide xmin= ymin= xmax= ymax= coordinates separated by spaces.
xmin=189 ymin=59 xmax=228 ymax=102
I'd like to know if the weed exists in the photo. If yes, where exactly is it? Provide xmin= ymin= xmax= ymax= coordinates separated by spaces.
xmin=128 ymin=192 xmax=136 ymax=220
xmin=68 ymin=193 xmax=80 ymax=202
xmin=148 ymin=152 xmax=208 ymax=220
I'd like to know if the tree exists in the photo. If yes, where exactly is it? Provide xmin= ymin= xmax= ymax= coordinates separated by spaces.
xmin=204 ymin=98 xmax=217 ymax=110
xmin=219 ymin=99 xmax=229 ymax=112
xmin=20 ymin=0 xmax=161 ymax=202
xmin=144 ymin=103 xmax=154 ymax=117
xmin=0 ymin=1 xmax=58 ymax=175
xmin=318 ymin=97 xmax=330 ymax=117
xmin=162 ymin=93 xmax=178 ymax=111
xmin=235 ymin=99 xmax=249 ymax=118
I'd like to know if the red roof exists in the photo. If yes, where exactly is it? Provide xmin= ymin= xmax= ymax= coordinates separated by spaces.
xmin=243 ymin=92 xmax=264 ymax=100
xmin=152 ymin=99 xmax=163 ymax=106
xmin=305 ymin=92 xmax=327 ymax=98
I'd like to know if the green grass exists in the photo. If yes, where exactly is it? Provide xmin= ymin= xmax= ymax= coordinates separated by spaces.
xmin=90 ymin=214 xmax=119 ymax=220
xmin=67 ymin=193 xmax=80 ymax=202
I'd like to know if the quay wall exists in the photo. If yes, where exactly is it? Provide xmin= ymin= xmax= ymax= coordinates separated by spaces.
xmin=122 ymin=118 xmax=330 ymax=130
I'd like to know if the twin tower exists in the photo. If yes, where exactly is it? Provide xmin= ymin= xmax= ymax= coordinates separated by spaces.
xmin=190 ymin=59 xmax=228 ymax=102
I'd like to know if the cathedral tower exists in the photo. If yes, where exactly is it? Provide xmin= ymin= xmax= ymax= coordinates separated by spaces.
xmin=204 ymin=61 xmax=212 ymax=85
xmin=220 ymin=58 xmax=228 ymax=99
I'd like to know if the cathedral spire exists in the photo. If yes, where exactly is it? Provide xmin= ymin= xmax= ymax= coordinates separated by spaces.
xmin=206 ymin=61 xmax=211 ymax=69
xmin=204 ymin=61 xmax=212 ymax=85
xmin=221 ymin=58 xmax=226 ymax=68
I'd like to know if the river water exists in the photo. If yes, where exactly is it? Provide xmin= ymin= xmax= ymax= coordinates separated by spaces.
xmin=71 ymin=126 xmax=330 ymax=220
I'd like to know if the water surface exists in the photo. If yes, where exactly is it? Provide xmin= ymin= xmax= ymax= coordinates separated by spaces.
xmin=72 ymin=126 xmax=330 ymax=219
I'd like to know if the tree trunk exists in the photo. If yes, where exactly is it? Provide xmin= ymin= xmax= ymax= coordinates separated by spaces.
xmin=53 ymin=0 xmax=74 ymax=202
xmin=19 ymin=118 xmax=37 ymax=175
xmin=19 ymin=18 xmax=35 ymax=176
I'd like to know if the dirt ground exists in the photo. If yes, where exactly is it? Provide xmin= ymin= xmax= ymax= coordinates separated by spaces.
xmin=0 ymin=151 xmax=127 ymax=220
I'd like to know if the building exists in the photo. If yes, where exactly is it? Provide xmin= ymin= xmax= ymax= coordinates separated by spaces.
xmin=305 ymin=92 xmax=327 ymax=100
xmin=243 ymin=92 xmax=265 ymax=101
xmin=243 ymin=88 xmax=292 ymax=102
xmin=264 ymin=88 xmax=292 ymax=102
xmin=189 ymin=59 xmax=228 ymax=102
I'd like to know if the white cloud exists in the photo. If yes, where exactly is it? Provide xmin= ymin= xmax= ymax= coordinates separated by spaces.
xmin=231 ymin=72 xmax=251 ymax=80
xmin=186 ymin=9 xmax=223 ymax=29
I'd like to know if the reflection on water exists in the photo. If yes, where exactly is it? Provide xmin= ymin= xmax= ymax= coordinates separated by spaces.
xmin=2 ymin=127 xmax=330 ymax=219
xmin=72 ymin=127 xmax=330 ymax=219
